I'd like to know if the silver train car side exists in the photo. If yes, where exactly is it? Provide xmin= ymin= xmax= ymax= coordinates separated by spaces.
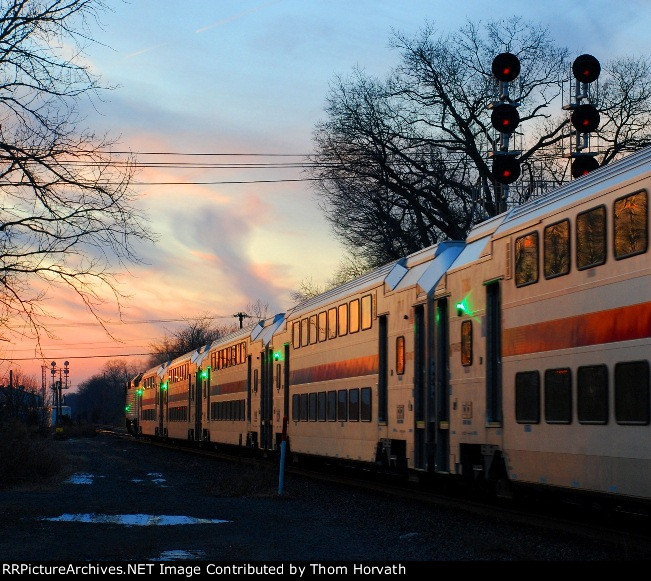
xmin=126 ymin=147 xmax=651 ymax=504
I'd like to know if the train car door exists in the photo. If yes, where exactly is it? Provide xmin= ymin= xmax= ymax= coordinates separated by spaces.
xmin=485 ymin=282 xmax=502 ymax=424
xmin=378 ymin=315 xmax=388 ymax=423
xmin=434 ymin=298 xmax=450 ymax=472
xmin=260 ymin=347 xmax=274 ymax=450
xmin=283 ymin=343 xmax=290 ymax=422
xmin=413 ymin=304 xmax=426 ymax=469
xmin=194 ymin=370 xmax=202 ymax=441
xmin=158 ymin=382 xmax=166 ymax=437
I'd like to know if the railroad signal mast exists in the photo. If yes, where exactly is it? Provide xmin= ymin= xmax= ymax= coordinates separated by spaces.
xmin=564 ymin=54 xmax=601 ymax=178
xmin=489 ymin=52 xmax=522 ymax=213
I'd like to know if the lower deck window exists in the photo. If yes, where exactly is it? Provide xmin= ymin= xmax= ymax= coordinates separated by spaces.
xmin=327 ymin=391 xmax=336 ymax=421
xmin=337 ymin=390 xmax=348 ymax=421
xmin=360 ymin=387 xmax=372 ymax=421
xmin=615 ymin=361 xmax=650 ymax=425
xmin=318 ymin=392 xmax=326 ymax=421
xmin=544 ymin=368 xmax=572 ymax=424
xmin=577 ymin=365 xmax=608 ymax=424
xmin=348 ymin=388 xmax=359 ymax=421
xmin=515 ymin=371 xmax=540 ymax=423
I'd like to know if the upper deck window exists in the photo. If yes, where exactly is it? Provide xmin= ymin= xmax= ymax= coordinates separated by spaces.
xmin=576 ymin=205 xmax=606 ymax=269
xmin=515 ymin=231 xmax=539 ymax=287
xmin=614 ymin=190 xmax=648 ymax=259
xmin=349 ymin=299 xmax=360 ymax=334
xmin=361 ymin=294 xmax=372 ymax=330
xmin=544 ymin=219 xmax=570 ymax=279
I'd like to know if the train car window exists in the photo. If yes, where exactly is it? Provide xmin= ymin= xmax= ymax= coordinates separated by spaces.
xmin=615 ymin=361 xmax=650 ymax=425
xmin=349 ymin=388 xmax=360 ymax=421
xmin=576 ymin=205 xmax=606 ymax=269
xmin=361 ymin=295 xmax=372 ymax=330
xmin=544 ymin=368 xmax=572 ymax=424
xmin=578 ymin=365 xmax=608 ymax=424
xmin=328 ymin=308 xmax=337 ymax=340
xmin=309 ymin=315 xmax=318 ymax=344
xmin=614 ymin=190 xmax=648 ymax=259
xmin=318 ymin=312 xmax=327 ymax=342
xmin=544 ymin=219 xmax=570 ymax=279
xmin=461 ymin=321 xmax=472 ymax=366
xmin=338 ymin=303 xmax=348 ymax=336
xmin=515 ymin=371 xmax=540 ymax=424
xmin=515 ymin=231 xmax=539 ymax=287
xmin=309 ymin=393 xmax=317 ymax=421
xmin=318 ymin=392 xmax=327 ymax=421
xmin=300 ymin=393 xmax=309 ymax=421
xmin=241 ymin=342 xmax=247 ymax=361
xmin=236 ymin=343 xmax=241 ymax=365
xmin=292 ymin=394 xmax=300 ymax=421
xmin=349 ymin=299 xmax=360 ymax=334
xmin=396 ymin=336 xmax=406 ymax=375
xmin=253 ymin=369 xmax=259 ymax=393
xmin=327 ymin=390 xmax=337 ymax=421
xmin=292 ymin=321 xmax=300 ymax=349
xmin=300 ymin=318 xmax=309 ymax=347
xmin=360 ymin=387 xmax=372 ymax=421
xmin=337 ymin=389 xmax=348 ymax=421
xmin=276 ymin=364 xmax=281 ymax=391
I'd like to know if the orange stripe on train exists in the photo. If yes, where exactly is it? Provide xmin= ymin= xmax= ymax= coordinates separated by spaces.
xmin=503 ymin=301 xmax=651 ymax=356
xmin=290 ymin=354 xmax=379 ymax=386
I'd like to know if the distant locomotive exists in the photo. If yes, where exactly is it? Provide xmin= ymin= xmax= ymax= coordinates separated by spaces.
xmin=126 ymin=146 xmax=651 ymax=505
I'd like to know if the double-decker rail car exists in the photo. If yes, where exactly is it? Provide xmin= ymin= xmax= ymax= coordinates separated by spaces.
xmin=440 ymin=147 xmax=650 ymax=501
xmin=125 ymin=146 xmax=650 ymax=505
xmin=278 ymin=262 xmax=394 ymax=464
xmin=204 ymin=326 xmax=257 ymax=447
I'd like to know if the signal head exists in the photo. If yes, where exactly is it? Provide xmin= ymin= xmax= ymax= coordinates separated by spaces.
xmin=572 ymin=54 xmax=601 ymax=83
xmin=492 ymin=155 xmax=521 ymax=185
xmin=491 ymin=103 xmax=520 ymax=134
xmin=492 ymin=52 xmax=521 ymax=82
xmin=571 ymin=155 xmax=599 ymax=178
xmin=571 ymin=104 xmax=600 ymax=133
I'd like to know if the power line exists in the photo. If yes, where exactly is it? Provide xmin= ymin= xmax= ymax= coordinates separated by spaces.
xmin=1 ymin=353 xmax=154 ymax=361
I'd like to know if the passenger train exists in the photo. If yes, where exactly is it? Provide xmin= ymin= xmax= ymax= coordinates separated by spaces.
xmin=126 ymin=147 xmax=650 ymax=505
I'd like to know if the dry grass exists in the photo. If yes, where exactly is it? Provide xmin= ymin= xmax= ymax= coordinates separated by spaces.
xmin=202 ymin=461 xmax=281 ymax=498
xmin=0 ymin=420 xmax=69 ymax=489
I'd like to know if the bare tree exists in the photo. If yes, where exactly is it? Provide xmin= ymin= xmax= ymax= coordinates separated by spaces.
xmin=68 ymin=359 xmax=138 ymax=425
xmin=290 ymin=253 xmax=373 ymax=302
xmin=0 ymin=0 xmax=155 ymax=346
xmin=309 ymin=18 xmax=651 ymax=266
xmin=146 ymin=317 xmax=236 ymax=368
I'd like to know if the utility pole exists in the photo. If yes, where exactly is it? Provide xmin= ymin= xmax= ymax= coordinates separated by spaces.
xmin=233 ymin=312 xmax=250 ymax=329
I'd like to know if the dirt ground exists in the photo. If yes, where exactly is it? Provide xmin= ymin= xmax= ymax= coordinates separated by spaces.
xmin=0 ymin=433 xmax=647 ymax=565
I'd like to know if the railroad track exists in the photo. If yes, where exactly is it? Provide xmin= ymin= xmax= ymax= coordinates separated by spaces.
xmin=99 ymin=427 xmax=651 ymax=558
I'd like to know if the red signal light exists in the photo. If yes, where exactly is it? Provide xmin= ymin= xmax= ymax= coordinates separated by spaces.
xmin=492 ymin=53 xmax=521 ymax=83
xmin=491 ymin=104 xmax=520 ymax=134
xmin=492 ymin=156 xmax=521 ymax=184
xmin=571 ymin=155 xmax=599 ymax=178
xmin=571 ymin=104 xmax=600 ymax=133
xmin=572 ymin=54 xmax=601 ymax=84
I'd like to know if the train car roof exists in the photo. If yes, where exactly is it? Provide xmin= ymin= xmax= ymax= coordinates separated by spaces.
xmin=251 ymin=313 xmax=286 ymax=346
xmin=286 ymin=260 xmax=397 ymax=320
xmin=386 ymin=241 xmax=465 ymax=296
xmin=496 ymin=146 xmax=651 ymax=236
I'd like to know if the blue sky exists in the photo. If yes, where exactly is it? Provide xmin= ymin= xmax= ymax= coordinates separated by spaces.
xmin=6 ymin=0 xmax=650 ymax=387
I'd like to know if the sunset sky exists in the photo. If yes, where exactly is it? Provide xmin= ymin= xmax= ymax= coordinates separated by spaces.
xmin=3 ymin=0 xmax=650 ymax=390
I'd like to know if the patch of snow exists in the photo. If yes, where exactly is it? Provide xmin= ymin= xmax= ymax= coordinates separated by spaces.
xmin=152 ymin=550 xmax=206 ymax=561
xmin=42 ymin=513 xmax=231 ymax=526
xmin=65 ymin=473 xmax=94 ymax=485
